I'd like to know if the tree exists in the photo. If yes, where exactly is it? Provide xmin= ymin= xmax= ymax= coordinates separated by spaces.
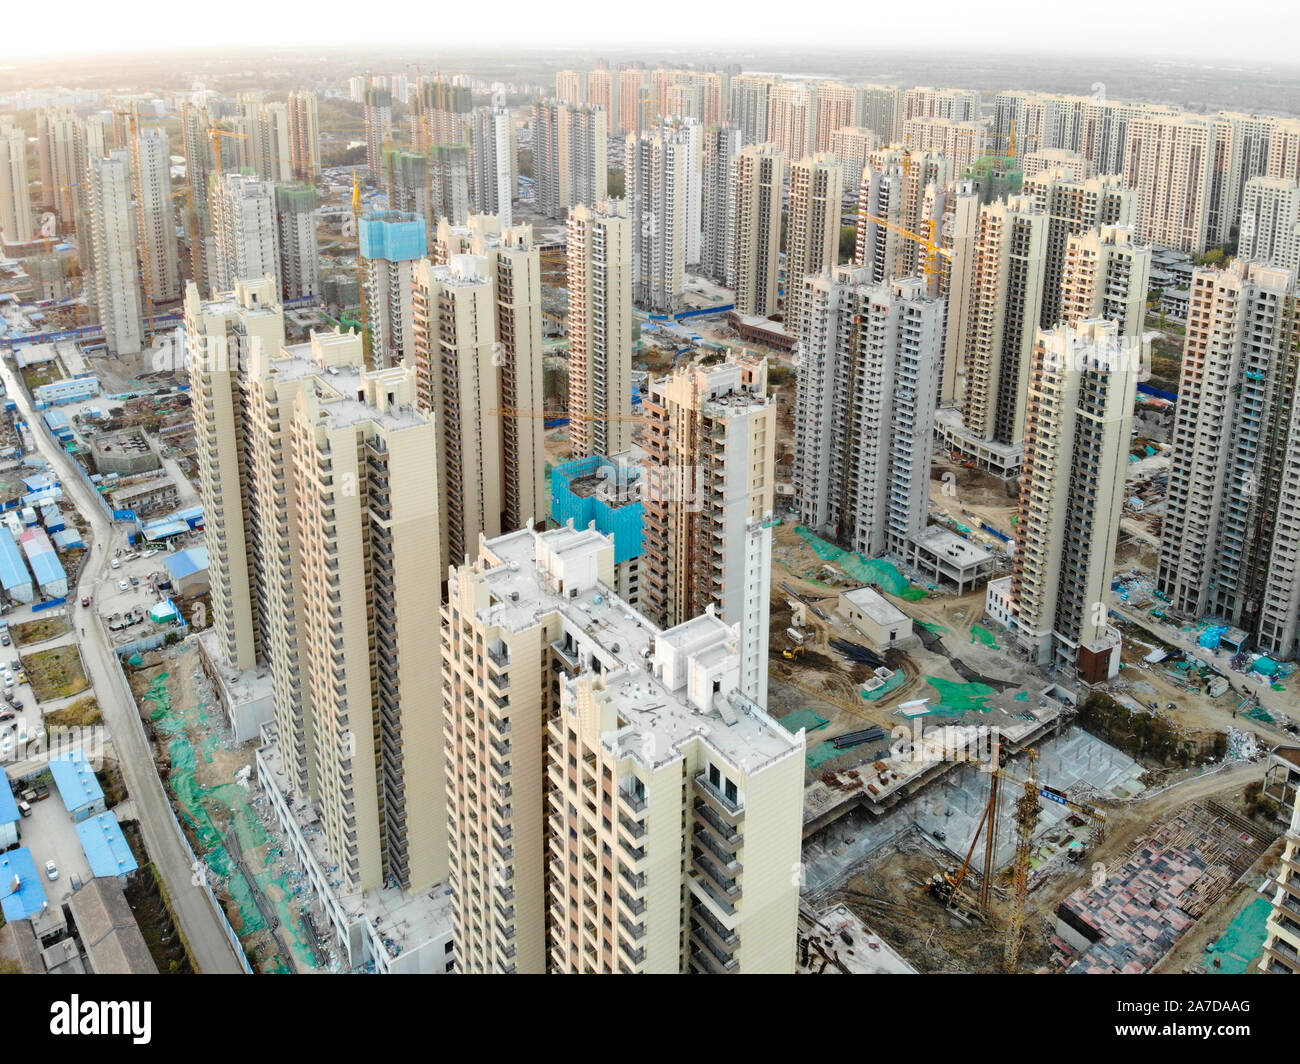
xmin=839 ymin=226 xmax=857 ymax=265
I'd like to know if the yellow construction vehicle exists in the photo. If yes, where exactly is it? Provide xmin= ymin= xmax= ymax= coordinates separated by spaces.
xmin=782 ymin=645 xmax=805 ymax=660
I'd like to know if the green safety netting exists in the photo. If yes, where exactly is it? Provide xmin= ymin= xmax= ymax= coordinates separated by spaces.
xmin=970 ymin=625 xmax=999 ymax=648
xmin=778 ymin=709 xmax=829 ymax=734
xmin=806 ymin=740 xmax=846 ymax=771
xmin=917 ymin=620 xmax=948 ymax=634
xmin=1205 ymin=897 xmax=1272 ymax=974
xmin=140 ymin=669 xmax=317 ymax=969
xmin=922 ymin=677 xmax=997 ymax=716
xmin=794 ymin=526 xmax=927 ymax=600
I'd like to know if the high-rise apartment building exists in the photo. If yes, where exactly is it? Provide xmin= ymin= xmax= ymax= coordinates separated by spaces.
xmin=1124 ymin=112 xmax=1215 ymax=254
xmin=35 ymin=108 xmax=82 ymax=228
xmin=1240 ymin=176 xmax=1300 ymax=273
xmin=1156 ymin=261 xmax=1300 ymax=659
xmin=854 ymin=85 xmax=904 ymax=145
xmin=132 ymin=127 xmax=181 ymax=304
xmin=901 ymin=117 xmax=985 ymax=175
xmin=212 ymin=172 xmax=278 ymax=295
xmin=767 ymin=82 xmax=816 ymax=161
xmin=187 ymin=279 xmax=447 ymax=894
xmin=1058 ymin=225 xmax=1151 ymax=336
xmin=904 ymin=87 xmax=980 ymax=124
xmin=784 ymin=153 xmax=843 ymax=337
xmin=617 ymin=68 xmax=648 ymax=135
xmin=1023 ymin=169 xmax=1134 ymax=330
xmin=729 ymin=143 xmax=784 ymax=317
xmin=386 ymin=148 xmax=431 ymax=229
xmin=729 ymin=75 xmax=774 ymax=146
xmin=700 ymin=125 xmax=739 ymax=284
xmin=814 ymin=82 xmax=857 ymax=154
xmin=1259 ymin=788 xmax=1300 ymax=973
xmin=532 ymin=101 xmax=607 ymax=220
xmin=625 ymin=131 xmax=686 ymax=312
xmin=663 ymin=117 xmax=702 ymax=266
xmin=235 ymin=96 xmax=293 ymax=184
xmin=855 ymin=147 xmax=951 ymax=284
xmin=429 ymin=144 xmax=471 ymax=226
xmin=566 ymin=202 xmax=634 ymax=459
xmin=273 ymin=183 xmax=319 ymax=302
xmin=959 ymin=195 xmax=1049 ymax=461
xmin=441 ymin=524 xmax=804 ymax=974
xmin=794 ymin=270 xmax=944 ymax=557
xmin=286 ymin=90 xmax=320 ymax=183
xmin=361 ymin=209 xmax=427 ymax=367
xmin=587 ymin=69 xmax=619 ymax=131
xmin=86 ymin=151 xmax=143 ymax=355
xmin=182 ymin=102 xmax=219 ymax=293
xmin=471 ymin=106 xmax=515 ymax=227
xmin=434 ymin=214 xmax=548 ymax=536
xmin=640 ymin=355 xmax=777 ymax=707
xmin=364 ymin=85 xmax=394 ymax=184
xmin=991 ymin=319 xmax=1137 ymax=680
xmin=555 ymin=70 xmax=587 ymax=105
xmin=828 ymin=126 xmax=878 ymax=193
xmin=0 ymin=120 xmax=34 ymax=247
xmin=413 ymin=79 xmax=472 ymax=149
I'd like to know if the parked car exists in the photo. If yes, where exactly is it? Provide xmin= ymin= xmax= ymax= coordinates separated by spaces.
xmin=0 ymin=710 xmax=13 ymax=722
xmin=1 ymin=634 xmax=9 ymax=646
xmin=70 ymin=873 xmax=82 ymax=891
xmin=81 ymin=597 xmax=90 ymax=607
xmin=111 ymin=558 xmax=121 ymax=569
xmin=9 ymin=660 xmax=18 ymax=672
xmin=129 ymin=576 xmax=139 ymax=587
xmin=44 ymin=860 xmax=58 ymax=881
xmin=118 ymin=580 xmax=129 ymax=592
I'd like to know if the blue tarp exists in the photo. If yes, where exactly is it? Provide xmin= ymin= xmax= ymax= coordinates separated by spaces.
xmin=0 ymin=848 xmax=49 ymax=921
xmin=76 ymin=811 xmax=139 ymax=879
xmin=1200 ymin=625 xmax=1229 ymax=650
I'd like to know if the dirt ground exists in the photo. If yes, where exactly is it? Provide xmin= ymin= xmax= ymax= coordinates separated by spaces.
xmin=821 ymin=759 xmax=1272 ymax=973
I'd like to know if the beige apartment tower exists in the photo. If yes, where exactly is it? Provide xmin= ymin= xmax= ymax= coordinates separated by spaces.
xmin=566 ymin=202 xmax=634 ymax=459
xmin=641 ymin=355 xmax=777 ymax=706
xmin=785 ymin=153 xmax=843 ymax=338
xmin=730 ymin=144 xmax=784 ymax=317
xmin=441 ymin=525 xmax=805 ymax=974
xmin=187 ymin=278 xmax=447 ymax=894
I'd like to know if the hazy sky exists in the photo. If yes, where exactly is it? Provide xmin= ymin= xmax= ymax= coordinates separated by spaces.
xmin=11 ymin=0 xmax=1300 ymax=64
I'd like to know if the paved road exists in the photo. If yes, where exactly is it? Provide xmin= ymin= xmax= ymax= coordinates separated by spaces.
xmin=1 ymin=361 xmax=245 ymax=974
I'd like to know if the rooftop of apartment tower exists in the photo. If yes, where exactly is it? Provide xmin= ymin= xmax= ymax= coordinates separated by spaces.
xmin=471 ymin=525 xmax=802 ymax=773
xmin=273 ymin=338 xmax=425 ymax=432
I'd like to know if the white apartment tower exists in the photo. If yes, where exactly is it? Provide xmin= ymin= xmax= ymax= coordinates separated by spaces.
xmin=567 ymin=202 xmax=634 ymax=459
xmin=532 ymin=101 xmax=607 ymax=220
xmin=212 ymin=172 xmax=278 ymax=295
xmin=0 ymin=121 xmax=34 ymax=247
xmin=1240 ymin=177 xmax=1300 ymax=274
xmin=700 ymin=125 xmax=740 ymax=284
xmin=794 ymin=270 xmax=944 ymax=557
xmin=87 ymin=151 xmax=143 ymax=356
xmin=728 ymin=76 xmax=774 ymax=146
xmin=131 ymin=127 xmax=182 ymax=304
xmin=625 ymin=131 xmax=687 ymax=312
xmin=471 ymin=106 xmax=515 ymax=227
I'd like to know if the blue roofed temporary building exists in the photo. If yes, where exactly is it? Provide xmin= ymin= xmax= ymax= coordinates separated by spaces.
xmin=49 ymin=749 xmax=106 ymax=822
xmin=52 ymin=528 xmax=84 ymax=549
xmin=20 ymin=527 xmax=67 ymax=597
xmin=35 ymin=375 xmax=99 ymax=406
xmin=40 ymin=504 xmax=66 ymax=532
xmin=0 ymin=527 xmax=33 ymax=603
xmin=22 ymin=472 xmax=54 ymax=492
xmin=22 ymin=486 xmax=63 ymax=508
xmin=163 ymin=546 xmax=209 ymax=592
xmin=0 ymin=783 xmax=19 ymax=849
xmin=551 ymin=455 xmax=644 ymax=564
xmin=149 ymin=599 xmax=180 ymax=624
xmin=176 ymin=505 xmax=203 ymax=529
xmin=141 ymin=518 xmax=188 ymax=541
xmin=75 ymin=811 xmax=139 ymax=880
xmin=40 ymin=410 xmax=73 ymax=441
xmin=0 ymin=848 xmax=50 ymax=922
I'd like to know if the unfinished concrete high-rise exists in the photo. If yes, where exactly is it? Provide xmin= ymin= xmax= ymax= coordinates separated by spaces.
xmin=364 ymin=85 xmax=394 ymax=185
xmin=1260 ymin=787 xmax=1300 ymax=973
xmin=361 ymin=209 xmax=427 ymax=367
xmin=273 ymin=183 xmax=320 ymax=302
xmin=566 ymin=202 xmax=634 ymax=459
